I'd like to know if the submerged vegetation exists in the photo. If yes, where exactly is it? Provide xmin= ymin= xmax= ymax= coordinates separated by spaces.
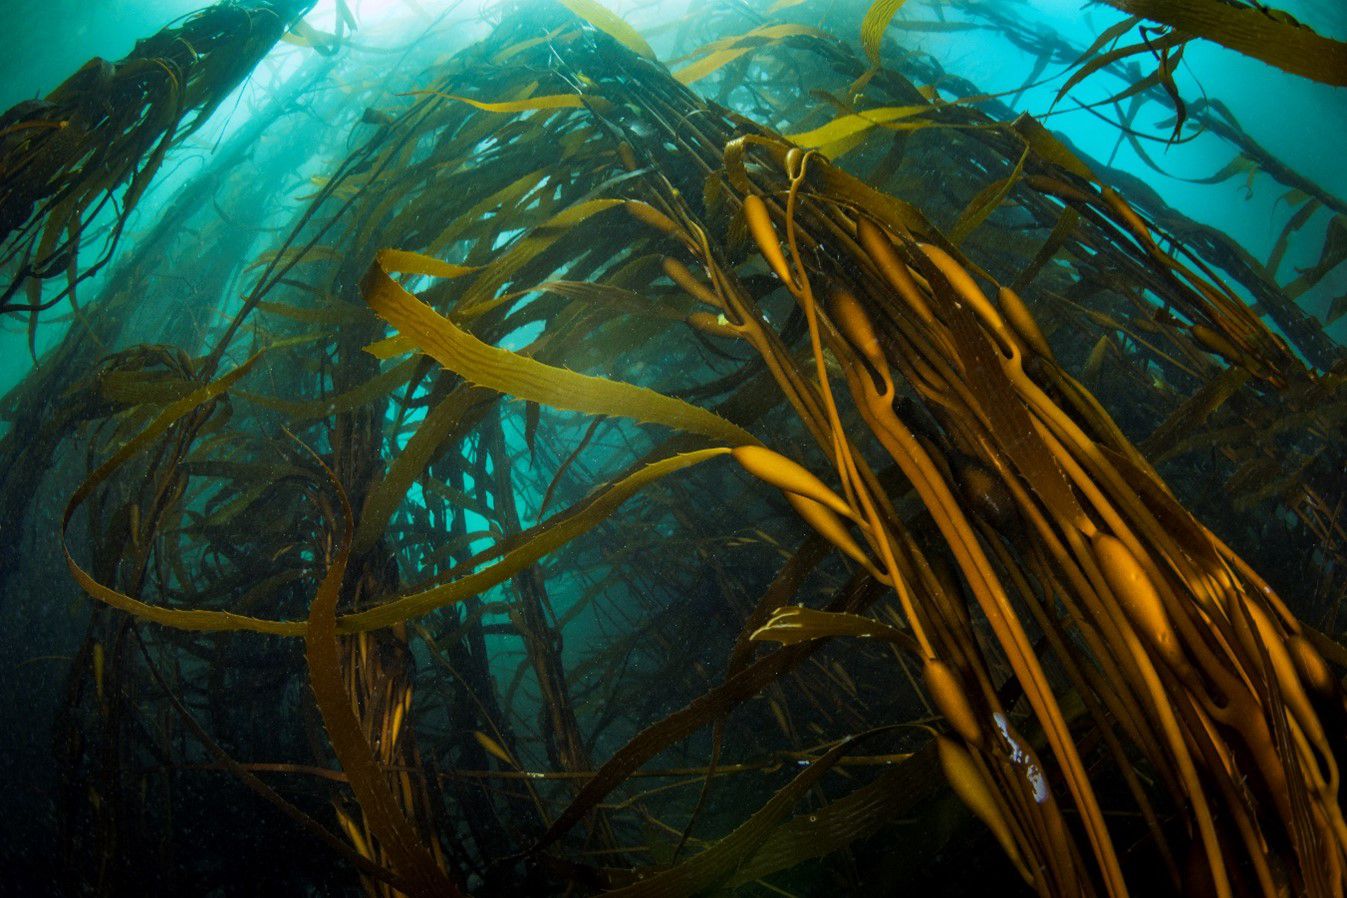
xmin=0 ymin=0 xmax=317 ymax=321
xmin=2 ymin=0 xmax=1347 ymax=895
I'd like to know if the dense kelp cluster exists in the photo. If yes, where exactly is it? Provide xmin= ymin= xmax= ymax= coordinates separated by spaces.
xmin=3 ymin=0 xmax=1347 ymax=895
xmin=0 ymin=0 xmax=317 ymax=321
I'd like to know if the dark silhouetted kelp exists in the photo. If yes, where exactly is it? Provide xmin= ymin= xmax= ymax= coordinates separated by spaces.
xmin=0 ymin=0 xmax=317 ymax=321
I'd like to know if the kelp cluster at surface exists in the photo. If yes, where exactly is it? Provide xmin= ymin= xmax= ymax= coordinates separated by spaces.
xmin=3 ymin=0 xmax=1347 ymax=895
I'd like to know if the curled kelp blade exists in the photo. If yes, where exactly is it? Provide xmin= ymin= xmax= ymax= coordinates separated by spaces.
xmin=360 ymin=247 xmax=758 ymax=448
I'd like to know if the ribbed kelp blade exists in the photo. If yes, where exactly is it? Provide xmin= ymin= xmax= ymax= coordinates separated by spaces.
xmin=1096 ymin=0 xmax=1347 ymax=86
xmin=361 ymin=247 xmax=759 ymax=448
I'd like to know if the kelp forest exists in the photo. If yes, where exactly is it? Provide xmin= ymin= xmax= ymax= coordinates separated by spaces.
xmin=1 ymin=0 xmax=1346 ymax=895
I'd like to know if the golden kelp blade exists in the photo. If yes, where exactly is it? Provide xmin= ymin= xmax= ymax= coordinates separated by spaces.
xmin=472 ymin=731 xmax=518 ymax=768
xmin=731 ymin=445 xmax=855 ymax=517
xmin=558 ymin=0 xmax=655 ymax=59
xmin=861 ymin=0 xmax=909 ymax=66
xmin=360 ymin=248 xmax=759 ymax=447
xmin=949 ymin=145 xmax=1029 ymax=243
xmin=1097 ymin=0 xmax=1347 ymax=86
xmin=457 ymin=198 xmax=631 ymax=312
xmin=749 ymin=606 xmax=913 ymax=647
xmin=408 ymin=91 xmax=589 ymax=113
xmin=787 ymin=106 xmax=929 ymax=158
xmin=353 ymin=387 xmax=489 ymax=553
xmin=674 ymin=24 xmax=826 ymax=84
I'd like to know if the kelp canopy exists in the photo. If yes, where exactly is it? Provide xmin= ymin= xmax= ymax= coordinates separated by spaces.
xmin=1 ymin=0 xmax=1346 ymax=895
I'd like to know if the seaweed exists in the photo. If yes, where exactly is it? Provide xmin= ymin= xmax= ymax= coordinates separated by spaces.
xmin=0 ymin=0 xmax=317 ymax=322
xmin=4 ymin=0 xmax=1347 ymax=895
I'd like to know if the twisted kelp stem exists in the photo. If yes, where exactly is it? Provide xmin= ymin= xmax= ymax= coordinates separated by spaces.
xmin=297 ymin=437 xmax=463 ymax=898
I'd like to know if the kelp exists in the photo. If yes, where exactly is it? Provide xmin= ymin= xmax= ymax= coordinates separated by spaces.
xmin=361 ymin=247 xmax=757 ymax=447
xmin=0 ymin=0 xmax=317 ymax=320
xmin=300 ymin=443 xmax=461 ymax=898
xmin=951 ymin=0 xmax=1347 ymax=306
xmin=7 ymin=0 xmax=1347 ymax=895
xmin=1096 ymin=0 xmax=1347 ymax=87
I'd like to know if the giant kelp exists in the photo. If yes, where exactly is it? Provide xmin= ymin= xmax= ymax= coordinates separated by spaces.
xmin=4 ymin=0 xmax=1347 ymax=896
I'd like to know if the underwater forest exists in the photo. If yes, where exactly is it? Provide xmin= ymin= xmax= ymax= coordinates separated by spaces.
xmin=1 ymin=0 xmax=1347 ymax=895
